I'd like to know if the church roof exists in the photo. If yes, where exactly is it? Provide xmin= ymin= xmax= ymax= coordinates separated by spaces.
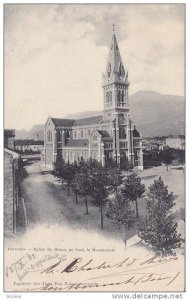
xmin=51 ymin=115 xmax=103 ymax=128
xmin=97 ymin=130 xmax=113 ymax=141
xmin=66 ymin=139 xmax=89 ymax=148
xmin=51 ymin=118 xmax=75 ymax=128
xmin=73 ymin=115 xmax=103 ymax=126
xmin=133 ymin=127 xmax=140 ymax=138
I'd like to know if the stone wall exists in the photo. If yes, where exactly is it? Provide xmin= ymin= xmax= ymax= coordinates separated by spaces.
xmin=4 ymin=151 xmax=14 ymax=236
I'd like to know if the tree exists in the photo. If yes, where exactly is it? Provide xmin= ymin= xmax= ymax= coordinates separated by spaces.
xmin=159 ymin=148 xmax=173 ymax=171
xmin=138 ymin=177 xmax=181 ymax=256
xmin=87 ymin=158 xmax=119 ymax=229
xmin=74 ymin=159 xmax=92 ymax=214
xmin=53 ymin=157 xmax=76 ymax=195
xmin=104 ymin=162 xmax=122 ymax=194
xmin=53 ymin=156 xmax=65 ymax=190
xmin=179 ymin=150 xmax=185 ymax=173
xmin=62 ymin=161 xmax=75 ymax=196
xmin=120 ymin=153 xmax=133 ymax=172
xmin=120 ymin=151 xmax=128 ymax=171
xmin=121 ymin=173 xmax=145 ymax=218
xmin=72 ymin=172 xmax=80 ymax=204
xmin=86 ymin=157 xmax=102 ymax=174
xmin=106 ymin=192 xmax=135 ymax=247
xmin=76 ymin=172 xmax=91 ymax=214
xmin=90 ymin=170 xmax=109 ymax=229
xmin=71 ymin=161 xmax=80 ymax=203
xmin=125 ymin=160 xmax=134 ymax=174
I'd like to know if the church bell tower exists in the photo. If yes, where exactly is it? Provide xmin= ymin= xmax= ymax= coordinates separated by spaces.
xmin=102 ymin=26 xmax=133 ymax=165
xmin=102 ymin=26 xmax=130 ymax=120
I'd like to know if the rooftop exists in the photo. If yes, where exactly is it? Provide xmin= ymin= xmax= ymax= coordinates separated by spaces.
xmin=73 ymin=115 xmax=103 ymax=126
xmin=51 ymin=118 xmax=75 ymax=128
xmin=50 ymin=115 xmax=104 ymax=128
xmin=166 ymin=135 xmax=185 ymax=139
xmin=4 ymin=148 xmax=20 ymax=158
xmin=133 ymin=126 xmax=140 ymax=138
xmin=15 ymin=139 xmax=44 ymax=146
xmin=66 ymin=139 xmax=89 ymax=148
xmin=4 ymin=129 xmax=15 ymax=137
xmin=97 ymin=130 xmax=113 ymax=141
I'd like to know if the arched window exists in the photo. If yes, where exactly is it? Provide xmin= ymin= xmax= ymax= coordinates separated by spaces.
xmin=117 ymin=90 xmax=126 ymax=107
xmin=117 ymin=90 xmax=121 ymax=106
xmin=106 ymin=92 xmax=109 ymax=101
xmin=119 ymin=127 xmax=126 ymax=139
xmin=106 ymin=92 xmax=109 ymax=107
xmin=109 ymin=92 xmax=112 ymax=106
xmin=47 ymin=130 xmax=52 ymax=142
xmin=109 ymin=92 xmax=112 ymax=101
xmin=57 ymin=131 xmax=61 ymax=142
xmin=118 ymin=90 xmax=120 ymax=101
xmin=122 ymin=90 xmax=124 ymax=103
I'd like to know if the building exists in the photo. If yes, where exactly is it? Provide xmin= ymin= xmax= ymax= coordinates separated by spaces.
xmin=33 ymin=131 xmax=44 ymax=141
xmin=41 ymin=30 xmax=143 ymax=170
xmin=165 ymin=135 xmax=185 ymax=150
xmin=4 ymin=129 xmax=15 ymax=150
xmin=142 ymin=140 xmax=165 ymax=152
xmin=14 ymin=139 xmax=44 ymax=153
xmin=4 ymin=148 xmax=20 ymax=236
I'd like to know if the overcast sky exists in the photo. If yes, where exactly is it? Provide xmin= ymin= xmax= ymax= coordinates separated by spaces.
xmin=5 ymin=4 xmax=185 ymax=130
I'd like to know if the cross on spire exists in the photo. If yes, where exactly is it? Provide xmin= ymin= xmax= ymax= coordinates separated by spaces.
xmin=113 ymin=24 xmax=115 ymax=32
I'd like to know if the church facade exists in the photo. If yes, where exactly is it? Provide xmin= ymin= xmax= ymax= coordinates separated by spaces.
xmin=41 ymin=31 xmax=143 ymax=170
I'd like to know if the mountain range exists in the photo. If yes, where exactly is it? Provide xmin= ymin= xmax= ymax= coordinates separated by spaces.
xmin=129 ymin=91 xmax=184 ymax=137
xmin=15 ymin=91 xmax=185 ymax=139
xmin=15 ymin=124 xmax=44 ymax=140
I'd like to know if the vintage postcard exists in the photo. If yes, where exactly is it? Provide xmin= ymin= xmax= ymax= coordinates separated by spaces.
xmin=4 ymin=4 xmax=185 ymax=293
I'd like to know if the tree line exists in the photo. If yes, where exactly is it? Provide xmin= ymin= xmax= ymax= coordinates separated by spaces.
xmin=143 ymin=148 xmax=185 ymax=171
xmin=53 ymin=157 xmax=121 ymax=229
xmin=52 ymin=156 xmax=181 ymax=256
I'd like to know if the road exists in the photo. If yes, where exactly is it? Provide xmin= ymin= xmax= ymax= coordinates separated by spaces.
xmin=22 ymin=162 xmax=66 ymax=229
xmin=22 ymin=162 xmax=116 ymax=236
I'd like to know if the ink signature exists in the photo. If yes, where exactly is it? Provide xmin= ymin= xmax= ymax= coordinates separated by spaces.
xmin=5 ymin=253 xmax=182 ymax=290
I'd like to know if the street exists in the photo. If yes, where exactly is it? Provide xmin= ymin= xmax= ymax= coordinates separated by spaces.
xmin=22 ymin=163 xmax=65 ymax=228
xmin=22 ymin=162 xmax=122 ymax=240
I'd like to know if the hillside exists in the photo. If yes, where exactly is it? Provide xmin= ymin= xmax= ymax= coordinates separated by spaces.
xmin=15 ymin=91 xmax=185 ymax=139
xmin=15 ymin=124 xmax=44 ymax=140
xmin=129 ymin=91 xmax=184 ymax=137
xmin=67 ymin=91 xmax=184 ymax=137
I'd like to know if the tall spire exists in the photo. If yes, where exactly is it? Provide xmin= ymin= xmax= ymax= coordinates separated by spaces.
xmin=103 ymin=27 xmax=128 ymax=86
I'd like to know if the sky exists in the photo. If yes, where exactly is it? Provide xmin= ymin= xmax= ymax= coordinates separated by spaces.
xmin=4 ymin=4 xmax=185 ymax=130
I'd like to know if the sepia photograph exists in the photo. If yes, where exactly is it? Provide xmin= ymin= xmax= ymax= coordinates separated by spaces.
xmin=3 ymin=3 xmax=185 ymax=293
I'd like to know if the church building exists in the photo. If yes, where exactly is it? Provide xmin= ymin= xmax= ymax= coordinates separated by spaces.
xmin=41 ymin=30 xmax=143 ymax=170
